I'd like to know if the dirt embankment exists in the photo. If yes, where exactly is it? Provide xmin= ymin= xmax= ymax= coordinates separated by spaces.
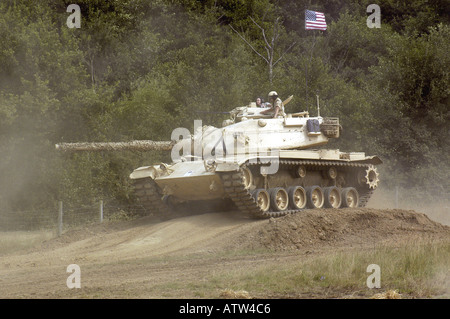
xmin=43 ymin=208 xmax=450 ymax=252
xmin=0 ymin=208 xmax=448 ymax=298
xmin=234 ymin=208 xmax=449 ymax=252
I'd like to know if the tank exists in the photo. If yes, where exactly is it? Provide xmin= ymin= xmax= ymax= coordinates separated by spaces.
xmin=56 ymin=98 xmax=381 ymax=219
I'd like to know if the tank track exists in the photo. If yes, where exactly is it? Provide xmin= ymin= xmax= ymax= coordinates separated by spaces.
xmin=219 ymin=159 xmax=375 ymax=219
xmin=133 ymin=177 xmax=170 ymax=217
xmin=220 ymin=171 xmax=293 ymax=219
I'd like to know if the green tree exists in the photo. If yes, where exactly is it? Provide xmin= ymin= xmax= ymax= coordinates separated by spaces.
xmin=366 ymin=23 xmax=449 ymax=187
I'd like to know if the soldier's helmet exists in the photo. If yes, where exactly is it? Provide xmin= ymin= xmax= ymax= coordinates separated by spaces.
xmin=268 ymin=91 xmax=278 ymax=99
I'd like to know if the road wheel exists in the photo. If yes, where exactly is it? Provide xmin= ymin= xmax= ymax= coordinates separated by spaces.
xmin=252 ymin=189 xmax=270 ymax=212
xmin=287 ymin=186 xmax=306 ymax=209
xmin=269 ymin=188 xmax=289 ymax=211
xmin=323 ymin=186 xmax=342 ymax=208
xmin=341 ymin=187 xmax=359 ymax=208
xmin=305 ymin=186 xmax=324 ymax=209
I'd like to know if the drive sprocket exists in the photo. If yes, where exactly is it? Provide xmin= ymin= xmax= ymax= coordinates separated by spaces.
xmin=364 ymin=165 xmax=380 ymax=189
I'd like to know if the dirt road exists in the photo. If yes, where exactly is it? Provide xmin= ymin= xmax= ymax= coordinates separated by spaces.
xmin=0 ymin=208 xmax=448 ymax=298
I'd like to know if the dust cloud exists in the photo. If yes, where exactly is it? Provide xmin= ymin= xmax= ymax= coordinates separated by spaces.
xmin=368 ymin=185 xmax=449 ymax=226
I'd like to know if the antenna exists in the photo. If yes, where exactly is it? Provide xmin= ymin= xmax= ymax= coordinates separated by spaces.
xmin=316 ymin=94 xmax=320 ymax=117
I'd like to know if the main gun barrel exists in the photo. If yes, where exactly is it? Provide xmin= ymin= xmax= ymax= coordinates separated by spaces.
xmin=55 ymin=140 xmax=175 ymax=152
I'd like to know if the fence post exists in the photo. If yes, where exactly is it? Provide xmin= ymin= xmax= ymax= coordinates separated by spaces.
xmin=395 ymin=186 xmax=399 ymax=209
xmin=99 ymin=200 xmax=103 ymax=223
xmin=58 ymin=201 xmax=63 ymax=236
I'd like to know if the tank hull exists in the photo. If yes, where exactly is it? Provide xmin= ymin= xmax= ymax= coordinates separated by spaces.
xmin=131 ymin=149 xmax=381 ymax=218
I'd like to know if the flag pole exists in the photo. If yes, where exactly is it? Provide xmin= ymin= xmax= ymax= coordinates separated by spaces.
xmin=306 ymin=31 xmax=317 ymax=114
xmin=304 ymin=8 xmax=327 ymax=114
xmin=305 ymin=42 xmax=311 ymax=113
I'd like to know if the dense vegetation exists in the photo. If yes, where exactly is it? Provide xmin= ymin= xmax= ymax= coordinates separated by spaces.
xmin=0 ymin=0 xmax=448 ymax=214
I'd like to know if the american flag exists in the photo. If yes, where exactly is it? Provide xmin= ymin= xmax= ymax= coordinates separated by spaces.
xmin=305 ymin=10 xmax=327 ymax=30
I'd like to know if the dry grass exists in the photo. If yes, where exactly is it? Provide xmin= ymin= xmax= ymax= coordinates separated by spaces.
xmin=205 ymin=239 xmax=450 ymax=298
xmin=141 ymin=239 xmax=449 ymax=298
xmin=219 ymin=288 xmax=252 ymax=299
xmin=0 ymin=231 xmax=54 ymax=255
xmin=371 ymin=289 xmax=402 ymax=299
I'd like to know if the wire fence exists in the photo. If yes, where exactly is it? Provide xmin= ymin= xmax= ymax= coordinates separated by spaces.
xmin=0 ymin=200 xmax=147 ymax=234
